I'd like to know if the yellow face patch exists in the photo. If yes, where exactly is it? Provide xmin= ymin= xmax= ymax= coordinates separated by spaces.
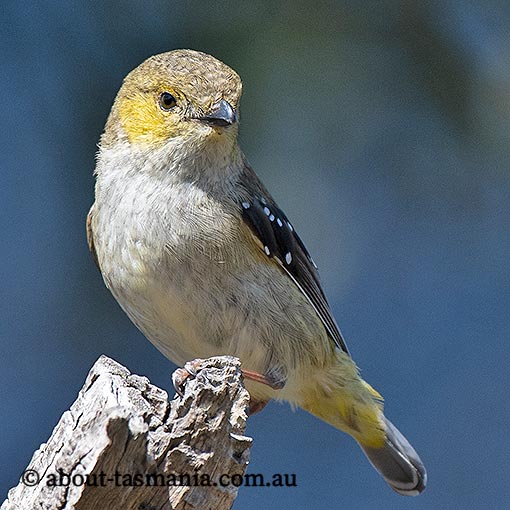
xmin=112 ymin=50 xmax=242 ymax=147
xmin=117 ymin=87 xmax=186 ymax=145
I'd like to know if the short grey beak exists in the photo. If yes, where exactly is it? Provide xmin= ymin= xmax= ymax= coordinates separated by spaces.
xmin=199 ymin=99 xmax=237 ymax=127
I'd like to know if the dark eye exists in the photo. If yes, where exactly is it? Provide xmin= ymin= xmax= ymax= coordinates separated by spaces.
xmin=159 ymin=92 xmax=177 ymax=111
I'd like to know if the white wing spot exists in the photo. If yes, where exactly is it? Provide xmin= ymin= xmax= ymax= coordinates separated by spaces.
xmin=260 ymin=197 xmax=267 ymax=205
xmin=269 ymin=214 xmax=275 ymax=221
xmin=242 ymin=201 xmax=250 ymax=209
xmin=285 ymin=252 xmax=293 ymax=265
xmin=287 ymin=222 xmax=294 ymax=232
xmin=263 ymin=207 xmax=271 ymax=216
xmin=277 ymin=218 xmax=283 ymax=227
xmin=264 ymin=246 xmax=271 ymax=256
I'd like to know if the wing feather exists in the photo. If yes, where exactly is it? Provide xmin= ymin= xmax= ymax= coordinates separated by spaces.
xmin=239 ymin=166 xmax=349 ymax=354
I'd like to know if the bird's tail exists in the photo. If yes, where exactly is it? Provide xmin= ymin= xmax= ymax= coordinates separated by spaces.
xmin=300 ymin=354 xmax=426 ymax=495
xmin=360 ymin=416 xmax=427 ymax=496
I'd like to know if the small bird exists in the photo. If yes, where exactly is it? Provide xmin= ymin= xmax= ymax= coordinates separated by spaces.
xmin=87 ymin=49 xmax=426 ymax=495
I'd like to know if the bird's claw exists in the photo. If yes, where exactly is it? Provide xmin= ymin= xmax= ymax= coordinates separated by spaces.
xmin=172 ymin=358 xmax=206 ymax=397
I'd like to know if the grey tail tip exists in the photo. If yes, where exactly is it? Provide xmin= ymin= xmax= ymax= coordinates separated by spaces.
xmin=361 ymin=417 xmax=427 ymax=496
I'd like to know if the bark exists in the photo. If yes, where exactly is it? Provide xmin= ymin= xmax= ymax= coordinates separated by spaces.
xmin=1 ymin=355 xmax=252 ymax=510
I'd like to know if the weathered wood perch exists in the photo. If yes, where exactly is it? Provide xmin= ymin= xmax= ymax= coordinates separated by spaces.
xmin=1 ymin=355 xmax=252 ymax=510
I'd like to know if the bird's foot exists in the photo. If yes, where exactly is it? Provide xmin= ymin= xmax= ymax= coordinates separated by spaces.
xmin=172 ymin=358 xmax=206 ymax=397
xmin=172 ymin=359 xmax=285 ymax=398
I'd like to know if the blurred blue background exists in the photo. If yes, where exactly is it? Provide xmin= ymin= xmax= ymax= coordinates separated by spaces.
xmin=2 ymin=1 xmax=509 ymax=508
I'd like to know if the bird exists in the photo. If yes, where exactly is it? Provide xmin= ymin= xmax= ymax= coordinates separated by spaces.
xmin=87 ymin=49 xmax=426 ymax=496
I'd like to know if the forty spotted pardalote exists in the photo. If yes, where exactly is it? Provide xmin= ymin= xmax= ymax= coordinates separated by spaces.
xmin=87 ymin=49 xmax=426 ymax=495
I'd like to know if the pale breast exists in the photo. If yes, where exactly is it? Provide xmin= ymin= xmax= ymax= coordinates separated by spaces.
xmin=92 ymin=168 xmax=333 ymax=388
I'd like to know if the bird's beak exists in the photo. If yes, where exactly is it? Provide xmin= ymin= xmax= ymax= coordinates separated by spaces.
xmin=198 ymin=99 xmax=237 ymax=127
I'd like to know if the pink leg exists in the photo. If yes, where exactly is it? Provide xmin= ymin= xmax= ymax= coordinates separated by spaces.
xmin=242 ymin=369 xmax=285 ymax=390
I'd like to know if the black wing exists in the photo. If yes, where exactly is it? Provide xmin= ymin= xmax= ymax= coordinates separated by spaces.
xmin=240 ymin=193 xmax=349 ymax=355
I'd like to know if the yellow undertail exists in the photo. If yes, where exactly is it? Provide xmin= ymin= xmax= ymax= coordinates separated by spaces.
xmin=299 ymin=351 xmax=427 ymax=495
xmin=300 ymin=351 xmax=386 ymax=448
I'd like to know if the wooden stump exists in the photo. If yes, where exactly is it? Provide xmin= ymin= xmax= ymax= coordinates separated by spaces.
xmin=1 ymin=355 xmax=252 ymax=510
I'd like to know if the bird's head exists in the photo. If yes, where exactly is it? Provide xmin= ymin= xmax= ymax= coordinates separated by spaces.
xmin=102 ymin=50 xmax=242 ymax=154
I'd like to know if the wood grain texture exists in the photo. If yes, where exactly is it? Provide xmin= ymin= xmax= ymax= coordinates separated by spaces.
xmin=1 ymin=355 xmax=251 ymax=510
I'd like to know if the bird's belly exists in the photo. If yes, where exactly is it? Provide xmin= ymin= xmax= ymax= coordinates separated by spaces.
xmin=115 ymin=263 xmax=272 ymax=371
xmin=105 ymin=240 xmax=332 ymax=389
xmin=93 ymin=179 xmax=336 ymax=405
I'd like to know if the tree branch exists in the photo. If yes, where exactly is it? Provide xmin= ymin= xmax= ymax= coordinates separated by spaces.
xmin=2 ymin=355 xmax=252 ymax=510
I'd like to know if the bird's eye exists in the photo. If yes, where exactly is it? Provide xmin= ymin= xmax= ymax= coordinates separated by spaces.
xmin=159 ymin=92 xmax=177 ymax=111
